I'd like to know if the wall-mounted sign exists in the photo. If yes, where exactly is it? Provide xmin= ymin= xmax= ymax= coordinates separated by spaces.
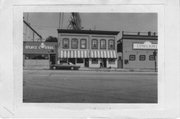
xmin=23 ymin=41 xmax=57 ymax=54
xmin=25 ymin=42 xmax=54 ymax=50
xmin=133 ymin=41 xmax=157 ymax=49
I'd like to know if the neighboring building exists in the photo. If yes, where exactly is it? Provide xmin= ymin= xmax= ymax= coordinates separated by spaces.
xmin=23 ymin=20 xmax=57 ymax=69
xmin=23 ymin=41 xmax=58 ymax=69
xmin=57 ymin=29 xmax=119 ymax=68
xmin=117 ymin=31 xmax=158 ymax=70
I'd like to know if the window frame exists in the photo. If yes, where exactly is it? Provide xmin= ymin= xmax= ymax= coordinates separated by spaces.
xmin=108 ymin=58 xmax=116 ymax=64
xmin=77 ymin=58 xmax=84 ymax=63
xmin=92 ymin=58 xmax=98 ymax=64
xmin=129 ymin=55 xmax=136 ymax=61
xmin=91 ymin=39 xmax=98 ymax=49
xmin=71 ymin=38 xmax=78 ymax=49
xmin=108 ymin=39 xmax=115 ymax=50
xmin=80 ymin=38 xmax=87 ymax=49
xmin=149 ymin=55 xmax=155 ymax=61
xmin=139 ymin=55 xmax=146 ymax=61
xmin=62 ymin=38 xmax=69 ymax=49
xmin=100 ymin=39 xmax=106 ymax=49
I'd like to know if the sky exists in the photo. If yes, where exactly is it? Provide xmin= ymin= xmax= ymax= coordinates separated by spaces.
xmin=23 ymin=13 xmax=157 ymax=40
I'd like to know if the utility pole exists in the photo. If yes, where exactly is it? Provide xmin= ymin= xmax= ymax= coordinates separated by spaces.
xmin=59 ymin=13 xmax=61 ymax=29
xmin=153 ymin=50 xmax=157 ymax=72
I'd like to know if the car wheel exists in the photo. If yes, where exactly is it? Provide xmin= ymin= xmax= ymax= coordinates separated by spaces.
xmin=71 ymin=67 xmax=74 ymax=70
xmin=53 ymin=66 xmax=56 ymax=70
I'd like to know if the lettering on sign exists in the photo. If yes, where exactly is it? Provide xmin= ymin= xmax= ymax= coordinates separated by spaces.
xmin=25 ymin=42 xmax=54 ymax=50
xmin=133 ymin=41 xmax=157 ymax=49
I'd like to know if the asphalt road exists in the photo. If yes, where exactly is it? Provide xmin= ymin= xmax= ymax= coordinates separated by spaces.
xmin=23 ymin=70 xmax=157 ymax=103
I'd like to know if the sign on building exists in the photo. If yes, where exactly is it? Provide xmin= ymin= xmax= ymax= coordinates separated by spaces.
xmin=133 ymin=41 xmax=157 ymax=50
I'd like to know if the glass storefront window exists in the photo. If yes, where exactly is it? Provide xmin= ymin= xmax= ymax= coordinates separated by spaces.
xmin=71 ymin=38 xmax=78 ymax=49
xmin=62 ymin=38 xmax=69 ymax=49
xmin=77 ymin=58 xmax=84 ymax=63
xmin=92 ymin=39 xmax=98 ymax=49
xmin=100 ymin=39 xmax=106 ymax=49
xmin=92 ymin=58 xmax=98 ymax=64
xmin=25 ymin=54 xmax=48 ymax=59
xmin=108 ymin=58 xmax=115 ymax=64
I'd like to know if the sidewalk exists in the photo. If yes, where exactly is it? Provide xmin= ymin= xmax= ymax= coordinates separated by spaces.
xmin=79 ymin=67 xmax=157 ymax=72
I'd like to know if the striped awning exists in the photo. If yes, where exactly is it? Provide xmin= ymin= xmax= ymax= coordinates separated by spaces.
xmin=58 ymin=50 xmax=89 ymax=58
xmin=90 ymin=50 xmax=117 ymax=58
xmin=58 ymin=50 xmax=117 ymax=58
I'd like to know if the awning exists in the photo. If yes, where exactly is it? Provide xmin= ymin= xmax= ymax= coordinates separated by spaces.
xmin=58 ymin=50 xmax=117 ymax=58
xmin=90 ymin=50 xmax=117 ymax=58
xmin=58 ymin=50 xmax=89 ymax=58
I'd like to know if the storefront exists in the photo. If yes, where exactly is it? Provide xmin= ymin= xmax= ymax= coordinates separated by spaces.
xmin=57 ymin=29 xmax=119 ymax=68
xmin=23 ymin=41 xmax=57 ymax=69
xmin=117 ymin=32 xmax=158 ymax=70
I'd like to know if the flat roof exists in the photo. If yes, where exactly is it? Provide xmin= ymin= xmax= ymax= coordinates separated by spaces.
xmin=122 ymin=35 xmax=158 ymax=40
xmin=57 ymin=29 xmax=120 ymax=35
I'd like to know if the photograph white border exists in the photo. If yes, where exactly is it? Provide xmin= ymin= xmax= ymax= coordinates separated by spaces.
xmin=0 ymin=0 xmax=180 ymax=118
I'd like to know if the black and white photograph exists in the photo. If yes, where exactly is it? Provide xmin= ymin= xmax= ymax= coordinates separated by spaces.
xmin=23 ymin=12 xmax=158 ymax=103
xmin=0 ymin=0 xmax=180 ymax=118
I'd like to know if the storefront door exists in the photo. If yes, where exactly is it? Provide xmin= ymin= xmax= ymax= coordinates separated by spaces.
xmin=85 ymin=58 xmax=89 ymax=67
xmin=101 ymin=58 xmax=107 ymax=68
xmin=50 ymin=54 xmax=56 ymax=64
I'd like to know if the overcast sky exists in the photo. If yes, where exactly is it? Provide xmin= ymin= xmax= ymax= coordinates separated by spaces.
xmin=23 ymin=13 xmax=157 ymax=39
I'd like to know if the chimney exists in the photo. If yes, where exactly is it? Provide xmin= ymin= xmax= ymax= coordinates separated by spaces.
xmin=137 ymin=32 xmax=140 ymax=35
xmin=148 ymin=31 xmax=151 ymax=36
xmin=153 ymin=32 xmax=156 ymax=36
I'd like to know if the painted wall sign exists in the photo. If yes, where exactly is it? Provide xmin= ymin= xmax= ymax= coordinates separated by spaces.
xmin=23 ymin=42 xmax=57 ymax=54
xmin=25 ymin=42 xmax=54 ymax=50
xmin=133 ymin=41 xmax=157 ymax=49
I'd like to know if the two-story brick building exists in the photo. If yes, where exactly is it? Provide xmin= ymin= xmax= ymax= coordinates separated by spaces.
xmin=57 ymin=29 xmax=119 ymax=68
xmin=117 ymin=31 xmax=158 ymax=70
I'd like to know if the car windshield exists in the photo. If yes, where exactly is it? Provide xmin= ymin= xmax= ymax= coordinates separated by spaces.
xmin=68 ymin=62 xmax=73 ymax=65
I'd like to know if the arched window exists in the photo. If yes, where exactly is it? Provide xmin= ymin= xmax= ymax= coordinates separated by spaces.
xmin=62 ymin=38 xmax=69 ymax=49
xmin=91 ymin=39 xmax=98 ymax=49
xmin=108 ymin=39 xmax=115 ymax=50
xmin=100 ymin=39 xmax=106 ymax=49
xmin=80 ymin=38 xmax=87 ymax=49
xmin=71 ymin=38 xmax=78 ymax=49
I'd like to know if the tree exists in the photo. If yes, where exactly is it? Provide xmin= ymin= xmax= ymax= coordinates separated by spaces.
xmin=45 ymin=36 xmax=58 ymax=42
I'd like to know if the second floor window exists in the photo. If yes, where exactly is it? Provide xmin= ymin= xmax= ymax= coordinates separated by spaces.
xmin=62 ymin=38 xmax=69 ymax=49
xmin=80 ymin=39 xmax=87 ymax=49
xmin=100 ymin=39 xmax=106 ymax=49
xmin=71 ymin=38 xmax=78 ymax=49
xmin=108 ymin=39 xmax=115 ymax=50
xmin=92 ymin=39 xmax=98 ymax=49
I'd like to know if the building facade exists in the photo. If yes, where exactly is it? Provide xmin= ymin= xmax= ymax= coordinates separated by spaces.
xmin=57 ymin=29 xmax=119 ymax=68
xmin=23 ymin=41 xmax=58 ymax=69
xmin=117 ymin=32 xmax=158 ymax=70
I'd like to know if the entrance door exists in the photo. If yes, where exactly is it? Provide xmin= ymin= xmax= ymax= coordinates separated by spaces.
xmin=85 ymin=58 xmax=89 ymax=67
xmin=102 ymin=58 xmax=107 ymax=68
xmin=50 ymin=54 xmax=56 ymax=64
xmin=118 ymin=56 xmax=123 ymax=68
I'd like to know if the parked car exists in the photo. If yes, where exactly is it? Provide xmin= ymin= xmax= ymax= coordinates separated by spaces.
xmin=50 ymin=62 xmax=80 ymax=70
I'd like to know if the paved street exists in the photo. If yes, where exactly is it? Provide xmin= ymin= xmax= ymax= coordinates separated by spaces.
xmin=23 ymin=70 xmax=157 ymax=103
